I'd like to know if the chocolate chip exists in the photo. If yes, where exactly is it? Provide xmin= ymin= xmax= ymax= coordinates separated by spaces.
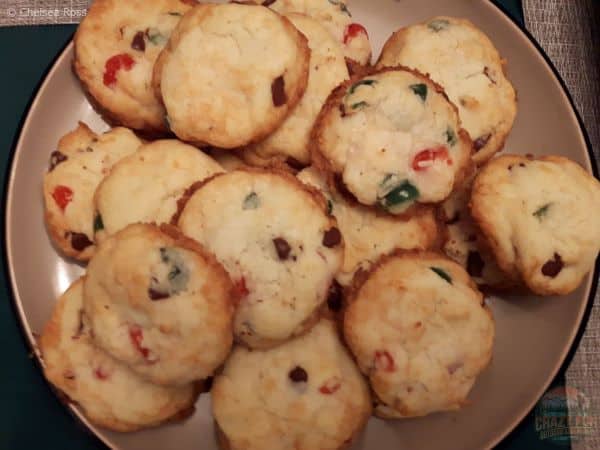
xmin=289 ymin=366 xmax=308 ymax=383
xmin=519 ymin=163 xmax=526 ymax=167
xmin=49 ymin=151 xmax=67 ymax=171
xmin=467 ymin=251 xmax=485 ymax=278
xmin=541 ymin=253 xmax=563 ymax=278
xmin=70 ymin=232 xmax=93 ymax=251
xmin=271 ymin=75 xmax=287 ymax=107
xmin=131 ymin=31 xmax=146 ymax=52
xmin=148 ymin=288 xmax=170 ymax=301
xmin=262 ymin=0 xmax=276 ymax=5
xmin=273 ymin=237 xmax=291 ymax=260
xmin=473 ymin=133 xmax=492 ymax=151
xmin=326 ymin=280 xmax=343 ymax=312
xmin=322 ymin=227 xmax=341 ymax=248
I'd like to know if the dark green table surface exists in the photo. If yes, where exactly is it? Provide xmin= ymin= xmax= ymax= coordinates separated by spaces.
xmin=0 ymin=1 xmax=570 ymax=449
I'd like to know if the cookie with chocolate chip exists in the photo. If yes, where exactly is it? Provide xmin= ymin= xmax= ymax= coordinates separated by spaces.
xmin=376 ymin=16 xmax=517 ymax=164
xmin=83 ymin=223 xmax=235 ymax=386
xmin=343 ymin=251 xmax=495 ymax=418
xmin=212 ymin=320 xmax=371 ymax=450
xmin=43 ymin=122 xmax=142 ymax=261
xmin=94 ymin=139 xmax=223 ymax=242
xmin=298 ymin=167 xmax=439 ymax=285
xmin=243 ymin=13 xmax=349 ymax=167
xmin=311 ymin=67 xmax=472 ymax=215
xmin=471 ymin=154 xmax=600 ymax=295
xmin=39 ymin=278 xmax=198 ymax=432
xmin=152 ymin=2 xmax=310 ymax=148
xmin=267 ymin=0 xmax=372 ymax=66
xmin=441 ymin=174 xmax=512 ymax=289
xmin=176 ymin=169 xmax=343 ymax=349
xmin=74 ymin=0 xmax=194 ymax=133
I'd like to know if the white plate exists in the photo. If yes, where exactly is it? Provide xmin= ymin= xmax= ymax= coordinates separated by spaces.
xmin=5 ymin=1 xmax=597 ymax=449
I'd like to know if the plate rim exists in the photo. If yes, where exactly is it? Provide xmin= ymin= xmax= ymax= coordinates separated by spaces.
xmin=2 ymin=2 xmax=598 ymax=449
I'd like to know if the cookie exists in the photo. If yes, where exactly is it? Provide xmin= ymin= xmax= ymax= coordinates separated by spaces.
xmin=152 ymin=3 xmax=310 ymax=148
xmin=470 ymin=154 xmax=600 ymax=296
xmin=84 ymin=223 xmax=235 ymax=386
xmin=39 ymin=278 xmax=198 ymax=432
xmin=74 ymin=0 xmax=194 ymax=133
xmin=43 ymin=123 xmax=142 ymax=261
xmin=243 ymin=13 xmax=349 ymax=167
xmin=441 ymin=176 xmax=511 ymax=289
xmin=298 ymin=167 xmax=439 ymax=285
xmin=94 ymin=139 xmax=223 ymax=242
xmin=176 ymin=169 xmax=343 ymax=349
xmin=343 ymin=251 xmax=495 ymax=418
xmin=312 ymin=67 xmax=472 ymax=215
xmin=267 ymin=0 xmax=372 ymax=66
xmin=212 ymin=319 xmax=372 ymax=450
xmin=376 ymin=16 xmax=517 ymax=164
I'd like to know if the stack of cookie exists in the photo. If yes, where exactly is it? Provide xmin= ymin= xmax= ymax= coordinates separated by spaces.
xmin=38 ymin=1 xmax=600 ymax=449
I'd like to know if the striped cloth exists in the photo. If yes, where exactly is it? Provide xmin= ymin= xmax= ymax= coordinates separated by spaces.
xmin=524 ymin=3 xmax=600 ymax=449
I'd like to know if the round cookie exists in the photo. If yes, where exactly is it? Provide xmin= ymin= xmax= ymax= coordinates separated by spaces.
xmin=343 ymin=251 xmax=495 ymax=418
xmin=39 ymin=278 xmax=198 ymax=432
xmin=212 ymin=319 xmax=372 ymax=450
xmin=43 ymin=123 xmax=142 ymax=261
xmin=74 ymin=0 xmax=194 ymax=133
xmin=376 ymin=16 xmax=517 ymax=164
xmin=470 ymin=154 xmax=600 ymax=296
xmin=298 ymin=167 xmax=439 ymax=286
xmin=84 ymin=223 xmax=235 ymax=386
xmin=152 ymin=3 xmax=310 ymax=148
xmin=176 ymin=169 xmax=343 ymax=349
xmin=243 ymin=13 xmax=349 ymax=167
xmin=94 ymin=139 xmax=223 ymax=242
xmin=267 ymin=0 xmax=372 ymax=66
xmin=312 ymin=67 xmax=472 ymax=215
xmin=441 ymin=176 xmax=510 ymax=289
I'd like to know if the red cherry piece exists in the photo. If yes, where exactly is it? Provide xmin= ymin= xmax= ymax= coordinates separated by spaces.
xmin=412 ymin=147 xmax=451 ymax=171
xmin=234 ymin=277 xmax=250 ymax=298
xmin=374 ymin=351 xmax=395 ymax=372
xmin=94 ymin=367 xmax=109 ymax=380
xmin=343 ymin=23 xmax=368 ymax=44
xmin=319 ymin=377 xmax=342 ymax=394
xmin=52 ymin=185 xmax=73 ymax=211
xmin=129 ymin=325 xmax=150 ymax=359
xmin=103 ymin=53 xmax=136 ymax=87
